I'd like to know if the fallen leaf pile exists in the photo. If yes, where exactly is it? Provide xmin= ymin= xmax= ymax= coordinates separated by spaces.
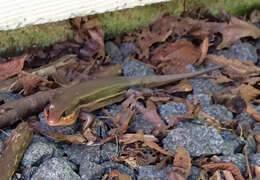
xmin=1 ymin=9 xmax=260 ymax=180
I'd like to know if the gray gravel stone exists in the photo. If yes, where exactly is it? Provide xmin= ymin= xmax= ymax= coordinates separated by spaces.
xmin=246 ymin=135 xmax=257 ymax=154
xmin=0 ymin=139 xmax=3 ymax=152
xmin=21 ymin=167 xmax=38 ymax=180
xmin=137 ymin=165 xmax=170 ymax=180
xmin=214 ymin=41 xmax=258 ymax=64
xmin=189 ymin=78 xmax=222 ymax=94
xmin=202 ymin=105 xmax=233 ymax=122
xmin=119 ymin=42 xmax=137 ymax=58
xmin=21 ymin=141 xmax=55 ymax=168
xmin=0 ymin=129 xmax=12 ymax=141
xmin=163 ymin=123 xmax=224 ymax=157
xmin=128 ymin=112 xmax=154 ymax=134
xmin=64 ymin=144 xmax=100 ymax=165
xmin=249 ymin=153 xmax=260 ymax=166
xmin=187 ymin=93 xmax=213 ymax=107
xmin=105 ymin=41 xmax=123 ymax=64
xmin=253 ymin=122 xmax=260 ymax=134
xmin=0 ymin=92 xmax=23 ymax=102
xmin=220 ymin=131 xmax=240 ymax=155
xmin=122 ymin=57 xmax=154 ymax=77
xmin=79 ymin=161 xmax=104 ymax=180
xmin=221 ymin=140 xmax=239 ymax=155
xmin=188 ymin=166 xmax=201 ymax=180
xmin=235 ymin=112 xmax=255 ymax=133
xmin=100 ymin=143 xmax=118 ymax=163
xmin=158 ymin=102 xmax=188 ymax=125
xmin=220 ymin=153 xmax=246 ymax=173
xmin=31 ymin=158 xmax=81 ymax=180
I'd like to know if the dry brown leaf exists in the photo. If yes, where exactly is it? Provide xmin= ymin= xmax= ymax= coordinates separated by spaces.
xmin=223 ymin=170 xmax=235 ymax=180
xmin=120 ymin=131 xmax=158 ymax=145
xmin=202 ymin=162 xmax=245 ymax=180
xmin=136 ymin=26 xmax=172 ymax=59
xmin=82 ymin=128 xmax=97 ymax=142
xmin=50 ymin=132 xmax=87 ymax=144
xmin=255 ymin=134 xmax=260 ymax=144
xmin=144 ymin=140 xmax=173 ymax=157
xmin=18 ymin=71 xmax=53 ymax=95
xmin=213 ymin=12 xmax=260 ymax=49
xmin=244 ymin=77 xmax=260 ymax=86
xmin=250 ymin=10 xmax=260 ymax=23
xmin=206 ymin=54 xmax=260 ymax=80
xmin=136 ymin=99 xmax=166 ymax=131
xmin=108 ymin=170 xmax=132 ymax=180
xmin=255 ymin=165 xmax=260 ymax=179
xmin=246 ymin=105 xmax=260 ymax=122
xmin=168 ymin=146 xmax=191 ymax=180
xmin=149 ymin=96 xmax=170 ymax=102
xmin=239 ymin=84 xmax=260 ymax=103
xmin=165 ymin=79 xmax=192 ymax=94
xmin=0 ymin=55 xmax=28 ymax=81
xmin=209 ymin=171 xmax=221 ymax=180
xmin=212 ymin=75 xmax=233 ymax=85
xmin=212 ymin=93 xmax=246 ymax=113
xmin=197 ymin=37 xmax=209 ymax=65
xmin=151 ymin=40 xmax=201 ymax=74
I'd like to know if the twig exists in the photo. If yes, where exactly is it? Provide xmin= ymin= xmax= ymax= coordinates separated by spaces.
xmin=0 ymin=87 xmax=64 ymax=128
xmin=0 ymin=54 xmax=77 ymax=93
xmin=0 ymin=122 xmax=33 ymax=179
xmin=244 ymin=146 xmax=253 ymax=180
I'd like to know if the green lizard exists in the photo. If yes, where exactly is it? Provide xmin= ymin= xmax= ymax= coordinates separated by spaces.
xmin=44 ymin=65 xmax=223 ymax=126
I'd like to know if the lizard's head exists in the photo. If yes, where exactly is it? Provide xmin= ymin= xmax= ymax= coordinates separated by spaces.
xmin=44 ymin=103 xmax=78 ymax=126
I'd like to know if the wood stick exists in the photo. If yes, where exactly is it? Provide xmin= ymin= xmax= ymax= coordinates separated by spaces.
xmin=0 ymin=122 xmax=33 ymax=179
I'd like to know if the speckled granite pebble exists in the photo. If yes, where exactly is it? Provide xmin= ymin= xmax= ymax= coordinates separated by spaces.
xmin=202 ymin=105 xmax=233 ymax=122
xmin=214 ymin=41 xmax=258 ymax=64
xmin=158 ymin=102 xmax=188 ymax=125
xmin=163 ymin=123 xmax=224 ymax=157
xmin=105 ymin=41 xmax=123 ymax=64
xmin=31 ymin=158 xmax=81 ymax=180
xmin=122 ymin=57 xmax=154 ymax=77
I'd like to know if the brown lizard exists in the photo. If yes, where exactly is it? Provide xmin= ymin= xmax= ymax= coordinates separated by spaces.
xmin=44 ymin=65 xmax=223 ymax=126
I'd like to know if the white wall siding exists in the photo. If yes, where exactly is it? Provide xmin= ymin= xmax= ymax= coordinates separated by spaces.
xmin=0 ymin=0 xmax=170 ymax=31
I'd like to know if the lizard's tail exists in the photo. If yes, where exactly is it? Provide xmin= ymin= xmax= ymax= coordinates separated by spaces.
xmin=132 ymin=65 xmax=224 ymax=88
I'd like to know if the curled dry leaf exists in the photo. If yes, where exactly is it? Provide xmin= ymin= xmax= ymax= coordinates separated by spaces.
xmin=206 ymin=54 xmax=260 ymax=80
xmin=0 ymin=55 xmax=28 ymax=81
xmin=213 ymin=11 xmax=260 ymax=49
xmin=250 ymin=10 xmax=260 ymax=23
xmin=165 ymin=79 xmax=192 ymax=94
xmin=212 ymin=75 xmax=233 ymax=85
xmin=255 ymin=165 xmax=260 ymax=179
xmin=136 ymin=99 xmax=166 ymax=131
xmin=209 ymin=170 xmax=221 ymax=180
xmin=168 ymin=146 xmax=191 ymax=180
xmin=239 ymin=84 xmax=260 ymax=103
xmin=223 ymin=170 xmax=235 ymax=180
xmin=108 ymin=170 xmax=132 ymax=180
xmin=202 ymin=162 xmax=245 ymax=180
xmin=246 ymin=105 xmax=260 ymax=122
xmin=50 ymin=132 xmax=87 ymax=144
xmin=197 ymin=37 xmax=209 ymax=65
xmin=120 ymin=131 xmax=158 ymax=144
xmin=144 ymin=140 xmax=173 ymax=157
xmin=212 ymin=93 xmax=246 ymax=113
xmin=151 ymin=40 xmax=201 ymax=74
xmin=120 ymin=130 xmax=172 ymax=157
xmin=136 ymin=26 xmax=172 ymax=59
xmin=18 ymin=71 xmax=53 ymax=95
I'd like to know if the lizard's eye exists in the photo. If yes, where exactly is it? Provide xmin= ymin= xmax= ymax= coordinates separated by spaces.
xmin=61 ymin=111 xmax=66 ymax=117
